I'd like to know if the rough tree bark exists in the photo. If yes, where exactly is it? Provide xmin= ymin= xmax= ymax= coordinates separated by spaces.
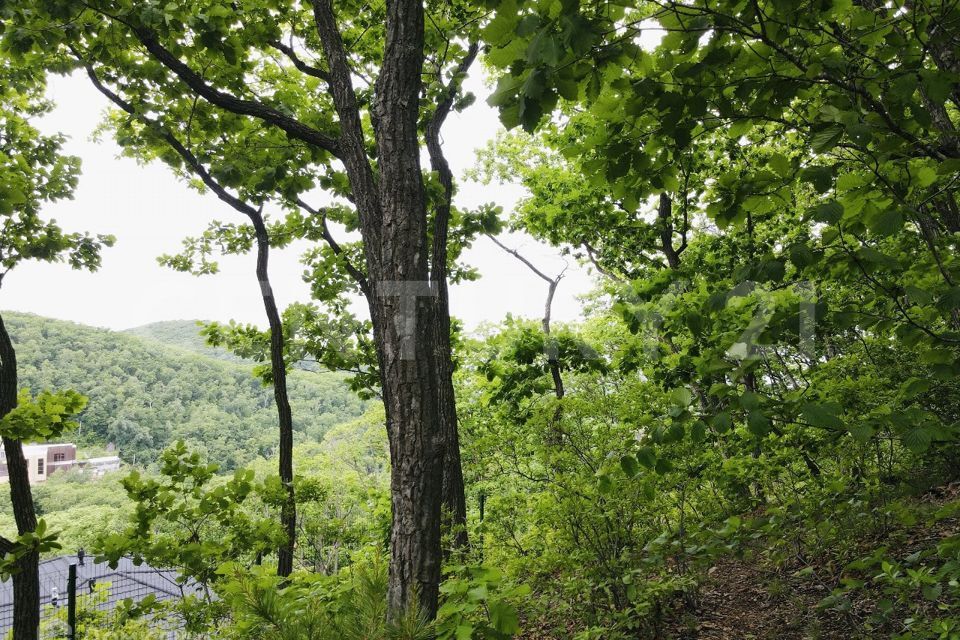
xmin=0 ymin=311 xmax=40 ymax=640
xmin=425 ymin=41 xmax=479 ymax=553
xmin=657 ymin=193 xmax=684 ymax=270
xmin=314 ymin=0 xmax=446 ymax=617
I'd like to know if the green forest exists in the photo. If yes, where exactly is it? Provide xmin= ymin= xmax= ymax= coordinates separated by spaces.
xmin=1 ymin=0 xmax=960 ymax=639
xmin=6 ymin=313 xmax=366 ymax=467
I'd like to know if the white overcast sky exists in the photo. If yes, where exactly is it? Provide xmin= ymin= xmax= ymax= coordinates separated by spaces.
xmin=1 ymin=71 xmax=596 ymax=332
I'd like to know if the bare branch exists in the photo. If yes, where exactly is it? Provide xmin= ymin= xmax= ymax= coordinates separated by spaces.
xmin=295 ymin=198 xmax=371 ymax=298
xmin=485 ymin=235 xmax=567 ymax=403
xmin=581 ymin=242 xmax=626 ymax=282
xmin=269 ymin=40 xmax=330 ymax=82
xmin=486 ymin=234 xmax=558 ymax=285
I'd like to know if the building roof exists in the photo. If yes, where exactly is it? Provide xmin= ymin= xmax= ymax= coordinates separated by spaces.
xmin=4 ymin=443 xmax=77 ymax=464
xmin=83 ymin=456 xmax=121 ymax=464
xmin=0 ymin=555 xmax=201 ymax=636
xmin=19 ymin=443 xmax=76 ymax=457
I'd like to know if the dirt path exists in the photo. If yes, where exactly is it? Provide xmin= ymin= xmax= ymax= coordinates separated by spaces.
xmin=667 ymin=558 xmax=847 ymax=640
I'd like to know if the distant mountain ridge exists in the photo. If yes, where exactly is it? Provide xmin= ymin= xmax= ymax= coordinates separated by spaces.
xmin=123 ymin=319 xmax=246 ymax=363
xmin=3 ymin=311 xmax=367 ymax=470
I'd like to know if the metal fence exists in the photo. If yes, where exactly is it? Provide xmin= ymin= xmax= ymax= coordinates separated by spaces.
xmin=1 ymin=555 xmax=194 ymax=639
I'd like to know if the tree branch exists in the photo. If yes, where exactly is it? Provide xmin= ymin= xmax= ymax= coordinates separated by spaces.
xmin=486 ymin=234 xmax=558 ymax=285
xmin=426 ymin=41 xmax=479 ymax=282
xmin=268 ymin=40 xmax=330 ymax=82
xmin=581 ymin=242 xmax=626 ymax=282
xmin=311 ymin=0 xmax=384 ymax=243
xmin=127 ymin=28 xmax=342 ymax=158
xmin=0 ymin=535 xmax=13 ymax=557
xmin=425 ymin=42 xmax=479 ymax=134
xmin=295 ymin=198 xmax=371 ymax=298
xmin=78 ymin=53 xmax=265 ymax=223
xmin=487 ymin=236 xmax=568 ymax=401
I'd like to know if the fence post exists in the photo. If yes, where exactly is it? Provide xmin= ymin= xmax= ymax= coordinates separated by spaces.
xmin=67 ymin=563 xmax=77 ymax=640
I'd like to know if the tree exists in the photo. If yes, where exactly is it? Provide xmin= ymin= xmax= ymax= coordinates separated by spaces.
xmin=478 ymin=0 xmax=960 ymax=460
xmin=74 ymin=62 xmax=302 ymax=575
xmin=0 ymin=52 xmax=112 ymax=640
xmin=482 ymin=0 xmax=960 ymax=351
xmin=462 ymin=3 xmax=960 ymax=631
xmin=6 ymin=0 xmax=484 ymax=617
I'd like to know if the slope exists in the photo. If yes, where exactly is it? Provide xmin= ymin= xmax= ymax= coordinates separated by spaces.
xmin=4 ymin=312 xmax=366 ymax=469
xmin=123 ymin=319 xmax=244 ymax=363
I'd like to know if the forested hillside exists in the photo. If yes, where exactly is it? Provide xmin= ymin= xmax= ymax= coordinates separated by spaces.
xmin=123 ymin=319 xmax=245 ymax=363
xmin=3 ymin=1 xmax=960 ymax=639
xmin=5 ymin=313 xmax=366 ymax=468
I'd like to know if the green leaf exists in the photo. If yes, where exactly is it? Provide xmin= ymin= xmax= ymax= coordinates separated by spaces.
xmin=937 ymin=286 xmax=960 ymax=311
xmin=920 ymin=69 xmax=952 ymax=105
xmin=801 ymin=166 xmax=834 ymax=193
xmin=487 ymin=75 xmax=523 ymax=108
xmin=636 ymin=447 xmax=656 ymax=469
xmin=921 ymin=349 xmax=954 ymax=365
xmin=739 ymin=392 xmax=762 ymax=410
xmin=856 ymin=246 xmax=899 ymax=269
xmin=848 ymin=423 xmax=874 ymax=443
xmin=727 ymin=119 xmax=754 ymax=138
xmin=789 ymin=242 xmax=816 ymax=268
xmin=597 ymin=473 xmax=613 ymax=494
xmin=670 ymin=387 xmax=693 ymax=407
xmin=807 ymin=201 xmax=843 ymax=223
xmin=467 ymin=582 xmax=488 ymax=602
xmin=899 ymin=377 xmax=930 ymax=399
xmin=489 ymin=601 xmax=520 ymax=634
xmin=811 ymin=125 xmax=844 ymax=153
xmin=482 ymin=3 xmax=519 ymax=43
xmin=903 ymin=426 xmax=933 ymax=453
xmin=654 ymin=457 xmax=674 ymax=474
xmin=556 ymin=78 xmax=579 ymax=101
xmin=867 ymin=209 xmax=903 ymax=236
xmin=747 ymin=411 xmax=770 ymax=436
xmin=691 ymin=420 xmax=707 ymax=442
xmin=905 ymin=285 xmax=935 ymax=306
xmin=712 ymin=412 xmax=732 ymax=433
xmin=801 ymin=402 xmax=844 ymax=430
xmin=914 ymin=165 xmax=937 ymax=188
xmin=769 ymin=153 xmax=792 ymax=178
xmin=620 ymin=455 xmax=640 ymax=478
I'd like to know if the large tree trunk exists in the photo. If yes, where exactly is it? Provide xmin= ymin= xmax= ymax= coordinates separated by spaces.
xmin=0 ymin=312 xmax=40 ymax=640
xmin=250 ymin=216 xmax=297 ymax=578
xmin=369 ymin=297 xmax=444 ymax=618
xmin=313 ymin=0 xmax=467 ymax=616
xmin=369 ymin=0 xmax=444 ymax=613
xmin=313 ymin=0 xmax=447 ymax=618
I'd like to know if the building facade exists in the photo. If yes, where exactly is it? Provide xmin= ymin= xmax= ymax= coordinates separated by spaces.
xmin=0 ymin=443 xmax=120 ymax=483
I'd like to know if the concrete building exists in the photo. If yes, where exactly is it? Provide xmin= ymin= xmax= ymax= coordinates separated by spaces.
xmin=83 ymin=455 xmax=122 ymax=476
xmin=0 ymin=443 xmax=120 ymax=483
xmin=0 ymin=443 xmax=78 ymax=483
